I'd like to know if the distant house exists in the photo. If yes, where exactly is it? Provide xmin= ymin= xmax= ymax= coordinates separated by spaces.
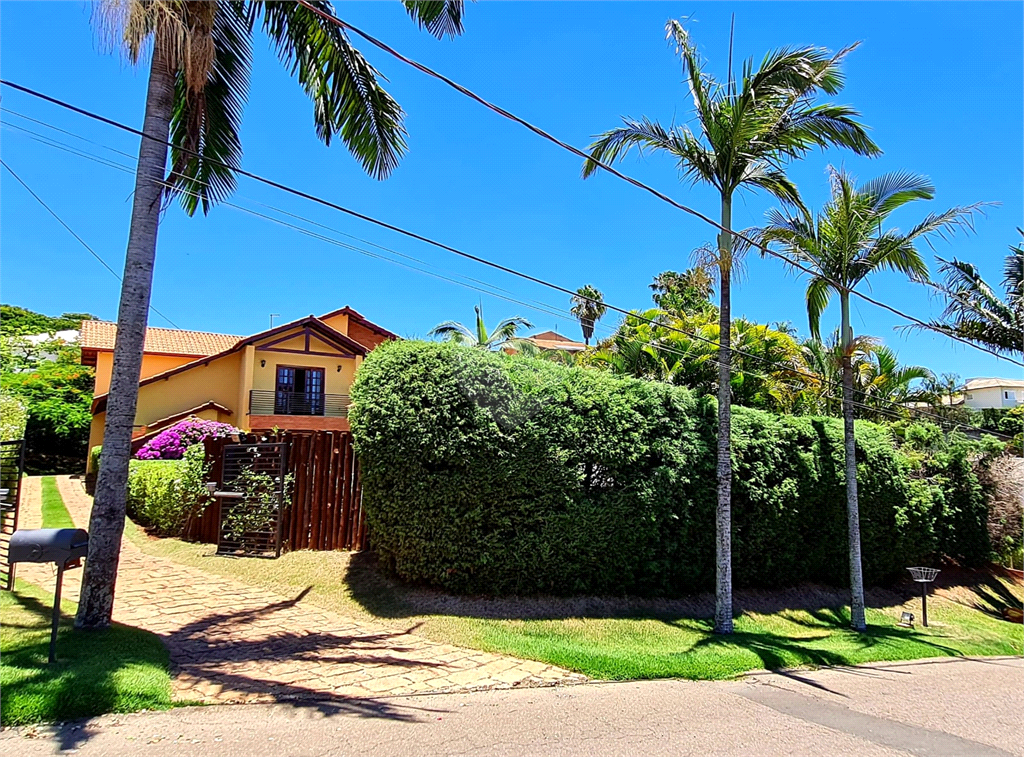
xmin=961 ymin=378 xmax=1024 ymax=410
xmin=80 ymin=307 xmax=397 ymax=468
xmin=521 ymin=330 xmax=587 ymax=354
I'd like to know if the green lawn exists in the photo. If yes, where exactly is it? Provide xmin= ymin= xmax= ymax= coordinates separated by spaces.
xmin=124 ymin=520 xmax=1024 ymax=681
xmin=0 ymin=581 xmax=174 ymax=726
xmin=40 ymin=476 xmax=74 ymax=529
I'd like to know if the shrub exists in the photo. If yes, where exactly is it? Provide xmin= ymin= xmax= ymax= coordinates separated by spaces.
xmin=351 ymin=341 xmax=993 ymax=597
xmin=126 ymin=444 xmax=210 ymax=536
xmin=135 ymin=418 xmax=238 ymax=460
xmin=0 ymin=393 xmax=28 ymax=442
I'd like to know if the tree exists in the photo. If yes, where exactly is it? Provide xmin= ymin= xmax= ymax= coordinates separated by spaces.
xmin=857 ymin=345 xmax=933 ymax=419
xmin=582 ymin=20 xmax=879 ymax=633
xmin=923 ymin=231 xmax=1023 ymax=356
xmin=570 ymin=285 xmax=607 ymax=345
xmin=428 ymin=305 xmax=533 ymax=350
xmin=759 ymin=168 xmax=979 ymax=630
xmin=79 ymin=0 xmax=467 ymax=629
xmin=0 ymin=305 xmax=96 ymax=336
xmin=649 ymin=268 xmax=714 ymax=315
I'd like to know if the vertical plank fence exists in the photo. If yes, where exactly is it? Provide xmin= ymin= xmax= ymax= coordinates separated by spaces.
xmin=184 ymin=431 xmax=366 ymax=552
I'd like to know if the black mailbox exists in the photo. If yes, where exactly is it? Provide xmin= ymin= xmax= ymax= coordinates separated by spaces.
xmin=10 ymin=528 xmax=89 ymax=567
xmin=9 ymin=528 xmax=89 ymax=664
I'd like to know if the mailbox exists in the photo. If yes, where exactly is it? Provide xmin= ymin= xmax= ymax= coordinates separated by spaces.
xmin=9 ymin=528 xmax=89 ymax=663
xmin=10 ymin=528 xmax=89 ymax=568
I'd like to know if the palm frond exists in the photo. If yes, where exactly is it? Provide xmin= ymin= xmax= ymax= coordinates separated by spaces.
xmin=805 ymin=276 xmax=833 ymax=341
xmin=168 ymin=0 xmax=252 ymax=215
xmin=257 ymin=0 xmax=407 ymax=179
xmin=401 ymin=0 xmax=464 ymax=39
xmin=427 ymin=320 xmax=475 ymax=343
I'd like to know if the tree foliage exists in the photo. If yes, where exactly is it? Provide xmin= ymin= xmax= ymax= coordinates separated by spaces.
xmin=351 ymin=342 xmax=995 ymax=596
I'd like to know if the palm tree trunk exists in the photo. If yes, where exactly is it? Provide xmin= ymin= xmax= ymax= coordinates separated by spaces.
xmin=840 ymin=292 xmax=867 ymax=632
xmin=714 ymin=194 xmax=734 ymax=635
xmin=75 ymin=34 xmax=175 ymax=630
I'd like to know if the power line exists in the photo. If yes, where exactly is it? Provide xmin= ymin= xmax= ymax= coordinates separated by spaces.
xmin=3 ymin=77 xmax=1019 ymax=372
xmin=0 ymin=159 xmax=179 ymax=328
xmin=3 ymin=112 xmax=1012 ymax=440
xmin=290 ymin=1 xmax=1021 ymax=369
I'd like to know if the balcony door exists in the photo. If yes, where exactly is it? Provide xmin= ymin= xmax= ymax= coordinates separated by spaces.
xmin=275 ymin=366 xmax=325 ymax=416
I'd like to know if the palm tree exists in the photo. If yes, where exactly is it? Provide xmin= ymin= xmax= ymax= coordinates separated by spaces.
xmin=78 ymin=0 xmax=466 ymax=629
xmin=858 ymin=345 xmax=933 ymax=419
xmin=429 ymin=305 xmax=533 ymax=350
xmin=570 ymin=285 xmax=607 ymax=346
xmin=649 ymin=268 xmax=714 ymax=314
xmin=924 ymin=231 xmax=1023 ymax=356
xmin=759 ymin=168 xmax=980 ymax=630
xmin=582 ymin=20 xmax=879 ymax=633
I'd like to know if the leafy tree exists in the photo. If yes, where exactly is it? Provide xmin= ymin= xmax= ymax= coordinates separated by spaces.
xmin=759 ymin=168 xmax=979 ymax=630
xmin=923 ymin=230 xmax=1023 ymax=356
xmin=0 ymin=337 xmax=94 ymax=473
xmin=649 ymin=268 xmax=714 ymax=315
xmin=80 ymin=0 xmax=468 ymax=629
xmin=0 ymin=305 xmax=96 ymax=336
xmin=583 ymin=22 xmax=878 ymax=632
xmin=570 ymin=285 xmax=607 ymax=346
xmin=428 ymin=305 xmax=533 ymax=351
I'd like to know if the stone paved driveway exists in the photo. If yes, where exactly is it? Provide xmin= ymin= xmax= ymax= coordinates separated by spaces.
xmin=15 ymin=476 xmax=586 ymax=704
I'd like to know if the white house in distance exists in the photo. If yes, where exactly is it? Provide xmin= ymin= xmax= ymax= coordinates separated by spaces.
xmin=962 ymin=378 xmax=1024 ymax=410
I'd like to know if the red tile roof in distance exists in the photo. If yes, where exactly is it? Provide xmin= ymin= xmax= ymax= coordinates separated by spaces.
xmin=80 ymin=320 xmax=242 ymax=357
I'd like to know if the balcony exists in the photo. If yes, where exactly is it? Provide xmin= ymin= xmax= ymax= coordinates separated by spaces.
xmin=249 ymin=390 xmax=350 ymax=418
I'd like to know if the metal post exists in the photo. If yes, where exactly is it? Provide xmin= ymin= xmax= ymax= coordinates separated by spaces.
xmin=49 ymin=564 xmax=64 ymax=664
xmin=921 ymin=580 xmax=928 ymax=628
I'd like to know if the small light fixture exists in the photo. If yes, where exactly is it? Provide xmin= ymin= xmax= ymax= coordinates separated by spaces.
xmin=260 ymin=359 xmax=266 ymax=368
xmin=337 ymin=365 xmax=342 ymax=372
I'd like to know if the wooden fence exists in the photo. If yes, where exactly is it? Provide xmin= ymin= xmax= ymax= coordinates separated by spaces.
xmin=184 ymin=431 xmax=367 ymax=552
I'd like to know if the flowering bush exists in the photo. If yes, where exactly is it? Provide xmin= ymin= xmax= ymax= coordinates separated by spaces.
xmin=0 ymin=393 xmax=28 ymax=442
xmin=135 ymin=418 xmax=239 ymax=460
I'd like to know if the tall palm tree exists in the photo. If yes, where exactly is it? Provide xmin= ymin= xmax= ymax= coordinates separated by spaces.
xmin=429 ymin=305 xmax=533 ymax=350
xmin=924 ymin=231 xmax=1023 ymax=356
xmin=78 ymin=0 xmax=466 ymax=629
xmin=582 ymin=20 xmax=879 ymax=633
xmin=759 ymin=168 xmax=980 ymax=630
xmin=570 ymin=285 xmax=607 ymax=346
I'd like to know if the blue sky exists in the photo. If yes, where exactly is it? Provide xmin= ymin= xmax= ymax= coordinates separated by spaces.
xmin=1 ymin=1 xmax=1021 ymax=379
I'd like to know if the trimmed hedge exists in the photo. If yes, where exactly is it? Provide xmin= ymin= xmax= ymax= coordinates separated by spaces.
xmin=126 ymin=444 xmax=208 ymax=536
xmin=351 ymin=341 xmax=991 ymax=597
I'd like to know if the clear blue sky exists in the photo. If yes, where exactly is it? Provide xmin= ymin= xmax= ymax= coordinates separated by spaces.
xmin=2 ymin=1 xmax=1021 ymax=379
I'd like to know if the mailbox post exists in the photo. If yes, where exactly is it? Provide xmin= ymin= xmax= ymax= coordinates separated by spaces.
xmin=10 ymin=528 xmax=89 ymax=663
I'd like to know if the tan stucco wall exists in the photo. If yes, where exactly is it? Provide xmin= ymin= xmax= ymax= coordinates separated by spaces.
xmin=93 ymin=351 xmax=200 ymax=395
xmin=318 ymin=312 xmax=349 ymax=334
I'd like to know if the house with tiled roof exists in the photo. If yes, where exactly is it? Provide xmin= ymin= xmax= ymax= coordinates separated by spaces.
xmin=521 ymin=330 xmax=587 ymax=354
xmin=81 ymin=307 xmax=397 ymax=468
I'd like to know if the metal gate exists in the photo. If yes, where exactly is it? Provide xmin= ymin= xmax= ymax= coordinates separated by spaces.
xmin=0 ymin=440 xmax=26 ymax=590
xmin=216 ymin=441 xmax=289 ymax=557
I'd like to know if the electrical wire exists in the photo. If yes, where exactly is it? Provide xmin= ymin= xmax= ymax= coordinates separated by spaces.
xmin=0 ymin=158 xmax=179 ymax=328
xmin=3 ymin=115 xmax=1012 ymax=440
xmin=290 ymin=1 xmax=1023 ymax=369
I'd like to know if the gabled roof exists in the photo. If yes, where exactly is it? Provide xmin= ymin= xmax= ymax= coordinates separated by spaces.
xmin=91 ymin=316 xmax=370 ymax=413
xmin=80 ymin=320 xmax=241 ymax=359
xmin=524 ymin=330 xmax=587 ymax=352
xmin=318 ymin=306 xmax=400 ymax=340
xmin=965 ymin=377 xmax=1024 ymax=390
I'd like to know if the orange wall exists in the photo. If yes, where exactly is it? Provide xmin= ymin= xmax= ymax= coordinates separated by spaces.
xmin=93 ymin=351 xmax=202 ymax=395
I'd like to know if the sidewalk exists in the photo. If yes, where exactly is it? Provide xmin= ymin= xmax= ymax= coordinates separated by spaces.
xmin=14 ymin=476 xmax=585 ymax=704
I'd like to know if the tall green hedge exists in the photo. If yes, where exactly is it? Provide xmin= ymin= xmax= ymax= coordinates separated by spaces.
xmin=350 ymin=341 xmax=990 ymax=597
xmin=126 ymin=445 xmax=209 ymax=536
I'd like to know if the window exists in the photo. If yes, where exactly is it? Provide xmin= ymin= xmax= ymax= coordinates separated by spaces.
xmin=275 ymin=366 xmax=325 ymax=415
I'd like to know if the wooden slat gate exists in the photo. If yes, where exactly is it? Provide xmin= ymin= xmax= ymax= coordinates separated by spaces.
xmin=185 ymin=431 xmax=366 ymax=553
xmin=216 ymin=441 xmax=288 ymax=558
xmin=0 ymin=440 xmax=26 ymax=590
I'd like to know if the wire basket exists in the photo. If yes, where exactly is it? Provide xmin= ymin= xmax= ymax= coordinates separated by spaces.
xmin=907 ymin=566 xmax=940 ymax=583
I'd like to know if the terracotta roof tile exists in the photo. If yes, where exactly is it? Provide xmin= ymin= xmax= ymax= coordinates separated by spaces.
xmin=79 ymin=320 xmax=241 ymax=357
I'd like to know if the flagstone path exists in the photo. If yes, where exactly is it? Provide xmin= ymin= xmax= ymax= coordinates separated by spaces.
xmin=15 ymin=476 xmax=586 ymax=704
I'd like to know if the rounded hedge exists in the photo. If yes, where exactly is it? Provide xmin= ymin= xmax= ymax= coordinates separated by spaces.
xmin=350 ymin=341 xmax=985 ymax=596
